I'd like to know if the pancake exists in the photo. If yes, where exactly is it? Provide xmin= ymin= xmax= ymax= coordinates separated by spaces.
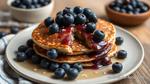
xmin=32 ymin=19 xmax=116 ymax=54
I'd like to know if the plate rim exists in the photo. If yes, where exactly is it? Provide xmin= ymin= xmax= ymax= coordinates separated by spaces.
xmin=5 ymin=25 xmax=144 ymax=84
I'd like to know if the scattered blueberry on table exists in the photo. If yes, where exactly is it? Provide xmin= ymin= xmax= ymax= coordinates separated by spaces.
xmin=110 ymin=0 xmax=149 ymax=14
xmin=115 ymin=36 xmax=124 ymax=45
xmin=11 ymin=0 xmax=51 ymax=9
xmin=117 ymin=50 xmax=127 ymax=59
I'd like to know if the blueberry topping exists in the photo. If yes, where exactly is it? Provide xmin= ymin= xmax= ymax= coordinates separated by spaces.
xmin=0 ymin=32 xmax=7 ymax=38
xmin=31 ymin=54 xmax=41 ymax=64
xmin=26 ymin=39 xmax=34 ymax=47
xmin=48 ymin=23 xmax=59 ymax=35
xmin=18 ymin=45 xmax=28 ymax=52
xmin=25 ymin=48 xmax=35 ymax=58
xmin=112 ymin=62 xmax=123 ymax=73
xmin=85 ymin=22 xmax=96 ymax=33
xmin=49 ymin=62 xmax=59 ymax=71
xmin=83 ymin=8 xmax=92 ymax=18
xmin=54 ymin=68 xmax=65 ymax=79
xmin=75 ymin=14 xmax=86 ymax=24
xmin=47 ymin=49 xmax=58 ymax=59
xmin=55 ymin=14 xmax=64 ymax=27
xmin=16 ymin=52 xmax=27 ymax=62
xmin=40 ymin=59 xmax=50 ymax=69
xmin=61 ymin=63 xmax=70 ymax=72
xmin=56 ymin=11 xmax=63 ymax=16
xmin=87 ymin=13 xmax=97 ymax=23
xmin=115 ymin=37 xmax=124 ymax=45
xmin=72 ymin=63 xmax=83 ymax=72
xmin=10 ymin=26 xmax=20 ymax=34
xmin=44 ymin=17 xmax=54 ymax=27
xmin=63 ymin=7 xmax=74 ymax=15
xmin=93 ymin=30 xmax=105 ymax=43
xmin=63 ymin=13 xmax=74 ymax=26
xmin=74 ymin=6 xmax=83 ymax=14
xmin=117 ymin=50 xmax=127 ymax=59
xmin=66 ymin=68 xmax=79 ymax=80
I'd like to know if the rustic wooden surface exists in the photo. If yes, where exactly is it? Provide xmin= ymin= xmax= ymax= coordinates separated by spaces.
xmin=0 ymin=0 xmax=150 ymax=84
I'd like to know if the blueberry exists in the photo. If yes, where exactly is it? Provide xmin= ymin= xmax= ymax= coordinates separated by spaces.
xmin=87 ymin=13 xmax=97 ymax=23
xmin=115 ymin=0 xmax=124 ymax=5
xmin=49 ymin=62 xmax=59 ymax=71
xmin=74 ymin=6 xmax=83 ymax=14
xmin=40 ymin=59 xmax=50 ymax=69
xmin=63 ymin=13 xmax=74 ymax=26
xmin=126 ymin=4 xmax=133 ymax=11
xmin=41 ymin=1 xmax=49 ymax=6
xmin=0 ymin=32 xmax=7 ymax=38
xmin=117 ymin=50 xmax=127 ymax=59
xmin=38 ymin=0 xmax=45 ymax=5
xmin=26 ymin=39 xmax=33 ymax=47
xmin=63 ymin=7 xmax=74 ymax=14
xmin=47 ymin=49 xmax=58 ymax=59
xmin=25 ymin=48 xmax=35 ymax=58
xmin=115 ymin=37 xmax=124 ymax=45
xmin=55 ymin=14 xmax=64 ymax=27
xmin=112 ymin=62 xmax=123 ymax=73
xmin=10 ymin=26 xmax=19 ymax=34
xmin=16 ymin=52 xmax=27 ymax=62
xmin=44 ymin=17 xmax=54 ymax=27
xmin=31 ymin=54 xmax=41 ymax=64
xmin=19 ymin=4 xmax=27 ymax=9
xmin=66 ymin=68 xmax=79 ymax=80
xmin=48 ymin=23 xmax=59 ymax=35
xmin=56 ymin=11 xmax=63 ymax=16
xmin=61 ymin=63 xmax=70 ymax=71
xmin=127 ymin=10 xmax=134 ymax=14
xmin=85 ymin=22 xmax=96 ymax=33
xmin=32 ymin=0 xmax=38 ymax=5
xmin=22 ymin=0 xmax=32 ymax=6
xmin=34 ymin=4 xmax=41 ymax=8
xmin=11 ymin=0 xmax=21 ymax=7
xmin=93 ymin=30 xmax=105 ymax=43
xmin=141 ymin=6 xmax=149 ymax=13
xmin=72 ymin=63 xmax=83 ymax=72
xmin=120 ymin=9 xmax=127 ymax=13
xmin=113 ymin=6 xmax=120 ymax=12
xmin=54 ymin=68 xmax=65 ymax=79
xmin=83 ymin=8 xmax=92 ymax=17
xmin=18 ymin=45 xmax=28 ymax=52
xmin=130 ymin=0 xmax=137 ymax=8
xmin=75 ymin=14 xmax=86 ymax=24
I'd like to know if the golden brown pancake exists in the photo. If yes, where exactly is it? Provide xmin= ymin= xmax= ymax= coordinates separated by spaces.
xmin=32 ymin=19 xmax=116 ymax=54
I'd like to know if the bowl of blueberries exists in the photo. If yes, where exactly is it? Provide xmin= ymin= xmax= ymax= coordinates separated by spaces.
xmin=106 ymin=0 xmax=150 ymax=26
xmin=7 ymin=0 xmax=54 ymax=23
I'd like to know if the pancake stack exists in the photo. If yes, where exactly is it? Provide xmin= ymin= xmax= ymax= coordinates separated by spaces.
xmin=32 ymin=18 xmax=117 ymax=68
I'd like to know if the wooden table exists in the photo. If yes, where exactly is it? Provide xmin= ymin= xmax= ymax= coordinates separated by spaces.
xmin=0 ymin=0 xmax=150 ymax=84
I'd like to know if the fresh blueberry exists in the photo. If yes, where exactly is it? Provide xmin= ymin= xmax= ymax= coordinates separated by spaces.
xmin=126 ymin=4 xmax=133 ymax=11
xmin=63 ymin=13 xmax=74 ymax=26
xmin=26 ymin=39 xmax=34 ymax=47
xmin=11 ymin=0 xmax=21 ymax=7
xmin=61 ymin=63 xmax=70 ymax=71
xmin=16 ymin=52 xmax=27 ymax=62
xmin=10 ymin=26 xmax=19 ymax=34
xmin=32 ymin=0 xmax=38 ymax=5
xmin=18 ymin=45 xmax=28 ymax=52
xmin=75 ymin=14 xmax=86 ymax=24
xmin=49 ymin=62 xmax=59 ymax=71
xmin=115 ymin=0 xmax=124 ymax=5
xmin=25 ymin=48 xmax=35 ymax=58
xmin=44 ymin=17 xmax=54 ymax=27
xmin=63 ymin=7 xmax=74 ymax=14
xmin=127 ymin=10 xmax=134 ymax=14
xmin=83 ymin=8 xmax=92 ymax=18
xmin=48 ymin=23 xmax=59 ymax=35
xmin=40 ymin=59 xmax=50 ymax=69
xmin=22 ymin=0 xmax=32 ymax=6
xmin=115 ymin=37 xmax=124 ymax=45
xmin=38 ymin=0 xmax=45 ymax=5
xmin=93 ymin=30 xmax=105 ymax=43
xmin=113 ymin=6 xmax=120 ymax=12
xmin=34 ymin=4 xmax=41 ymax=8
xmin=41 ymin=1 xmax=49 ymax=6
xmin=85 ymin=22 xmax=96 ymax=33
xmin=56 ymin=11 xmax=63 ymax=16
xmin=117 ymin=50 xmax=127 ymax=59
xmin=130 ymin=0 xmax=137 ymax=8
xmin=74 ymin=6 xmax=83 ymax=14
xmin=31 ymin=54 xmax=41 ymax=64
xmin=54 ymin=68 xmax=65 ymax=79
xmin=112 ymin=62 xmax=123 ymax=73
xmin=47 ymin=49 xmax=58 ymax=59
xmin=72 ymin=63 xmax=83 ymax=72
xmin=0 ymin=32 xmax=7 ymax=38
xmin=19 ymin=4 xmax=27 ymax=9
xmin=120 ymin=8 xmax=127 ymax=13
xmin=55 ymin=14 xmax=64 ymax=27
xmin=66 ymin=68 xmax=79 ymax=80
xmin=141 ymin=6 xmax=149 ymax=13
xmin=87 ymin=13 xmax=97 ymax=23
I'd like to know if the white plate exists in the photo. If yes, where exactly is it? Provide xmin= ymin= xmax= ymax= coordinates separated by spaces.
xmin=5 ymin=25 xmax=144 ymax=84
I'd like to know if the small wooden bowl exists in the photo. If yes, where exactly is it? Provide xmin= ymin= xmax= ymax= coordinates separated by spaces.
xmin=105 ymin=2 xmax=150 ymax=26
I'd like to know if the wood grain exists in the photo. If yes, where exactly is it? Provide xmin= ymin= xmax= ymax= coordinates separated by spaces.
xmin=0 ymin=0 xmax=150 ymax=84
